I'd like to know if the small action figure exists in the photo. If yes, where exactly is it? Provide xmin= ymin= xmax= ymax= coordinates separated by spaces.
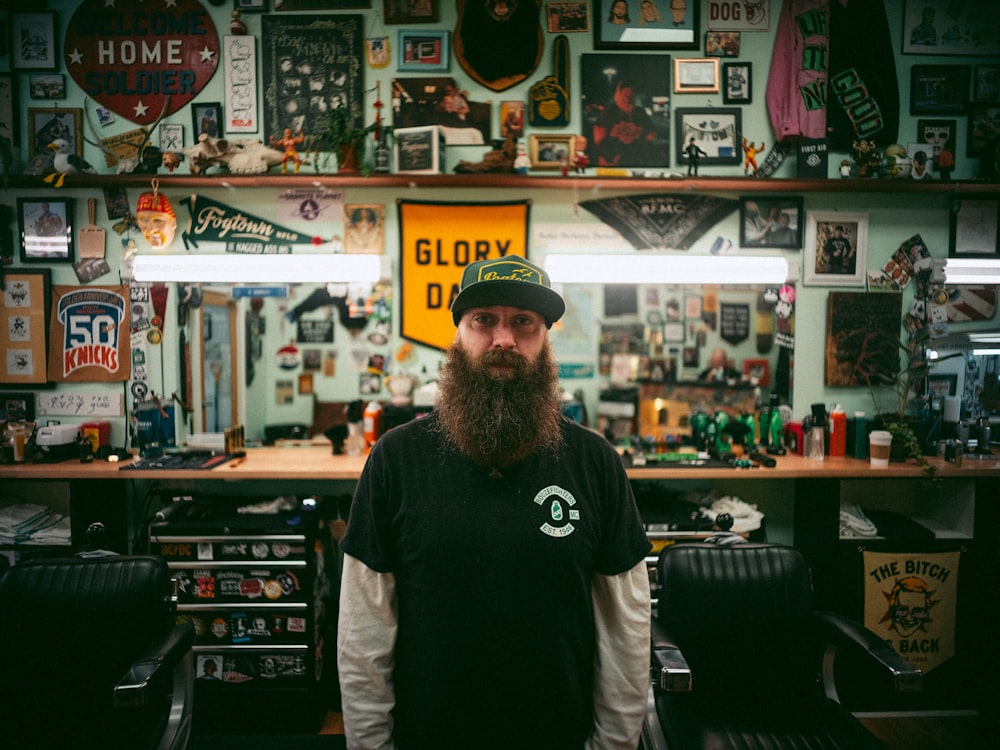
xmin=270 ymin=128 xmax=306 ymax=174
xmin=937 ymin=148 xmax=954 ymax=181
xmin=573 ymin=135 xmax=590 ymax=173
xmin=514 ymin=141 xmax=530 ymax=174
xmin=742 ymin=137 xmax=765 ymax=176
xmin=684 ymin=137 xmax=707 ymax=176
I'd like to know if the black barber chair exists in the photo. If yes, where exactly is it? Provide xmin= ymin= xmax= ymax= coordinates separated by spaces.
xmin=642 ymin=543 xmax=923 ymax=750
xmin=0 ymin=555 xmax=195 ymax=749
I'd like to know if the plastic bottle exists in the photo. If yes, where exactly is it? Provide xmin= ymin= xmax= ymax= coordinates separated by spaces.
xmin=851 ymin=411 xmax=868 ymax=458
xmin=829 ymin=404 xmax=847 ymax=457
xmin=758 ymin=397 xmax=772 ymax=449
xmin=806 ymin=404 xmax=826 ymax=460
xmin=13 ymin=424 xmax=26 ymax=463
xmin=768 ymin=393 xmax=785 ymax=454
xmin=363 ymin=401 xmax=383 ymax=448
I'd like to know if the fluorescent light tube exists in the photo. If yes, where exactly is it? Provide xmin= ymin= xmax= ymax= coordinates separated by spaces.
xmin=944 ymin=258 xmax=1000 ymax=285
xmin=545 ymin=254 xmax=789 ymax=285
xmin=133 ymin=254 xmax=381 ymax=283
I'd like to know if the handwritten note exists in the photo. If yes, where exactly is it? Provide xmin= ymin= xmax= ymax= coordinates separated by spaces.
xmin=36 ymin=392 xmax=124 ymax=417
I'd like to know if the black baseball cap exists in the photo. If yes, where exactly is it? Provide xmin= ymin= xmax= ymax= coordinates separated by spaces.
xmin=450 ymin=255 xmax=565 ymax=327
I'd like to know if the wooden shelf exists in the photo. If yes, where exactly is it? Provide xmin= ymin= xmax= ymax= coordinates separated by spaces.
xmin=5 ymin=173 xmax=999 ymax=194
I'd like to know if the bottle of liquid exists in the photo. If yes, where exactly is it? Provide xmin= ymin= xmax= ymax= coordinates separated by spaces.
xmin=768 ymin=393 xmax=785 ymax=454
xmin=13 ymin=423 xmax=26 ymax=463
xmin=758 ymin=397 xmax=772 ymax=450
xmin=829 ymin=404 xmax=847 ymax=457
xmin=805 ymin=404 xmax=826 ymax=460
xmin=363 ymin=401 xmax=383 ymax=449
xmin=851 ymin=411 xmax=868 ymax=458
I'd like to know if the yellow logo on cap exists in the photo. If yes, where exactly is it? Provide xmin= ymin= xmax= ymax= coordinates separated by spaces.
xmin=478 ymin=263 xmax=540 ymax=284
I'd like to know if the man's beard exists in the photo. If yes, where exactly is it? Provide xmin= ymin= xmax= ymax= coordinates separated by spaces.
xmin=435 ymin=340 xmax=564 ymax=469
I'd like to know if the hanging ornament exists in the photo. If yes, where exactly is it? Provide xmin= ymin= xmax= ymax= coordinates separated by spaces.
xmin=365 ymin=11 xmax=390 ymax=69
xmin=135 ymin=179 xmax=177 ymax=249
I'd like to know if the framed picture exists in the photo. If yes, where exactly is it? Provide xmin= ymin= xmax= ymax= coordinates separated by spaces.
xmin=974 ymin=64 xmax=1000 ymax=101
xmin=159 ymin=123 xmax=184 ymax=152
xmin=723 ymin=62 xmax=751 ymax=104
xmin=529 ymin=134 xmax=574 ymax=169
xmin=392 ymin=77 xmax=491 ymax=146
xmin=9 ymin=11 xmax=59 ymax=71
xmin=18 ymin=198 xmax=74 ymax=264
xmin=907 ymin=142 xmax=936 ymax=180
xmin=593 ymin=0 xmax=698 ymax=50
xmin=742 ymin=358 xmax=770 ymax=386
xmin=674 ymin=107 xmax=741 ymax=165
xmin=705 ymin=31 xmax=740 ymax=57
xmin=803 ymin=211 xmax=869 ymax=287
xmin=968 ymin=104 xmax=1000 ymax=158
xmin=192 ymin=102 xmax=223 ymax=139
xmin=673 ymin=57 xmax=719 ymax=94
xmin=398 ymin=30 xmax=450 ymax=72
xmin=1 ymin=269 xmax=52 ymax=387
xmin=384 ymin=0 xmax=438 ymax=25
xmin=949 ymin=198 xmax=999 ymax=258
xmin=28 ymin=73 xmax=64 ymax=100
xmin=902 ymin=0 xmax=1000 ymax=56
xmin=500 ymin=100 xmax=525 ymax=138
xmin=262 ymin=15 xmax=365 ymax=144
xmin=28 ymin=107 xmax=83 ymax=161
xmin=740 ymin=196 xmax=804 ymax=249
xmin=910 ymin=65 xmax=970 ymax=115
xmin=236 ymin=0 xmax=269 ymax=12
xmin=547 ymin=2 xmax=590 ymax=33
xmin=223 ymin=36 xmax=258 ymax=133
xmin=0 ymin=392 xmax=35 ymax=421
xmin=916 ymin=119 xmax=956 ymax=169
xmin=580 ymin=53 xmax=672 ymax=168
xmin=0 ymin=73 xmax=17 ymax=146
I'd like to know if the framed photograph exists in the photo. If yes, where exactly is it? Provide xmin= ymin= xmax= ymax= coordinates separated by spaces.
xmin=742 ymin=358 xmax=770 ymax=386
xmin=547 ymin=2 xmax=590 ymax=33
xmin=18 ymin=198 xmax=74 ymax=264
xmin=392 ymin=77 xmax=491 ymax=145
xmin=949 ymin=198 xmax=999 ymax=258
xmin=594 ymin=0 xmax=698 ymax=50
xmin=28 ymin=107 xmax=83 ymax=161
xmin=705 ymin=31 xmax=740 ymax=57
xmin=223 ymin=36 xmax=258 ymax=133
xmin=0 ymin=392 xmax=35 ymax=421
xmin=192 ymin=102 xmax=223 ymax=139
xmin=0 ymin=73 xmax=17 ymax=146
xmin=902 ymin=0 xmax=1000 ymax=56
xmin=384 ymin=0 xmax=438 ymax=25
xmin=974 ymin=64 xmax=1000 ymax=102
xmin=907 ymin=142 xmax=936 ymax=180
xmin=28 ymin=73 xmax=65 ymax=100
xmin=236 ymin=0 xmax=269 ymax=12
xmin=740 ymin=196 xmax=804 ymax=249
xmin=723 ymin=62 xmax=751 ymax=104
xmin=9 ymin=11 xmax=58 ymax=71
xmin=803 ymin=211 xmax=869 ymax=287
xmin=398 ymin=30 xmax=450 ymax=72
xmin=968 ymin=104 xmax=1000 ymax=158
xmin=1 ymin=269 xmax=52 ymax=387
xmin=910 ymin=65 xmax=970 ymax=115
xmin=529 ymin=134 xmax=574 ymax=169
xmin=674 ymin=107 xmax=741 ymax=165
xmin=673 ymin=57 xmax=719 ymax=94
xmin=500 ymin=100 xmax=525 ymax=138
xmin=580 ymin=53 xmax=672 ymax=168
xmin=262 ymin=15 xmax=365 ymax=144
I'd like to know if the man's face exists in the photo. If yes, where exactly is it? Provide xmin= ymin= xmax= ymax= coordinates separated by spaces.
xmin=670 ymin=0 xmax=687 ymax=24
xmin=614 ymin=82 xmax=636 ymax=110
xmin=454 ymin=305 xmax=547 ymax=367
xmin=136 ymin=210 xmax=177 ymax=248
xmin=892 ymin=589 xmax=930 ymax=637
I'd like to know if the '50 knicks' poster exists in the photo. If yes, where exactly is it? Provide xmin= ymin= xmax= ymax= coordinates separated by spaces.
xmin=48 ymin=285 xmax=131 ymax=382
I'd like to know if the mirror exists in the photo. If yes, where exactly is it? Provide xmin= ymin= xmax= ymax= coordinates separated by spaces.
xmin=929 ymin=333 xmax=1000 ymax=426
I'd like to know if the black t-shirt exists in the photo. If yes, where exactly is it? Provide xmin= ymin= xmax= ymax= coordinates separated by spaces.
xmin=342 ymin=414 xmax=650 ymax=750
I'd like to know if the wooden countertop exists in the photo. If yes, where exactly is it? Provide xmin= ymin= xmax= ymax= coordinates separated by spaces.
xmin=2 ymin=447 xmax=999 ymax=481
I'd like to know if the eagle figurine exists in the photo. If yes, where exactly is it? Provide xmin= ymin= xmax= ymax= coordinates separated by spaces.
xmin=44 ymin=138 xmax=97 ymax=187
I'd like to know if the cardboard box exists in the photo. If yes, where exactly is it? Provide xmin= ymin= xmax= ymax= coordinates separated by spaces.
xmin=394 ymin=125 xmax=446 ymax=174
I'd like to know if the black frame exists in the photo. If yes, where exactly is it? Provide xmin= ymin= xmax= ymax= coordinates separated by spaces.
xmin=235 ymin=0 xmax=269 ymax=12
xmin=9 ymin=11 xmax=59 ymax=72
xmin=723 ymin=62 xmax=752 ymax=105
xmin=674 ymin=107 xmax=742 ymax=166
xmin=546 ymin=1 xmax=590 ymax=33
xmin=27 ymin=107 xmax=83 ymax=160
xmin=384 ymin=0 xmax=438 ymax=25
xmin=17 ymin=197 xmax=75 ymax=264
xmin=739 ymin=196 xmax=804 ymax=249
xmin=593 ymin=0 xmax=698 ymax=50
xmin=28 ymin=73 xmax=64 ymax=100
xmin=0 ymin=73 xmax=17 ymax=146
xmin=974 ymin=64 xmax=1000 ymax=102
xmin=910 ymin=65 xmax=971 ymax=115
xmin=0 ymin=391 xmax=35 ymax=421
xmin=949 ymin=198 xmax=1000 ymax=259
xmin=192 ymin=102 xmax=223 ymax=139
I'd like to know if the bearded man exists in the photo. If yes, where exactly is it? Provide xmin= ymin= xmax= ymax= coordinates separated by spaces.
xmin=338 ymin=255 xmax=651 ymax=750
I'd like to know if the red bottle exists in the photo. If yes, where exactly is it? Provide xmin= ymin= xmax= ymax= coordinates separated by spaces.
xmin=829 ymin=404 xmax=847 ymax=457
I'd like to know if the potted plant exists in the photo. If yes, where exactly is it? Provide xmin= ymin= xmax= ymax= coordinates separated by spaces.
xmin=319 ymin=94 xmax=378 ymax=175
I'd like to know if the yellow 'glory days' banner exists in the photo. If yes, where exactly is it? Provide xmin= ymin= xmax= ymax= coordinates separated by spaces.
xmin=398 ymin=200 xmax=531 ymax=351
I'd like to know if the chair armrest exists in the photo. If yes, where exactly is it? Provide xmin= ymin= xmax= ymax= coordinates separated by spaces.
xmin=813 ymin=610 xmax=922 ymax=694
xmin=651 ymin=618 xmax=692 ymax=692
xmin=114 ymin=622 xmax=195 ymax=708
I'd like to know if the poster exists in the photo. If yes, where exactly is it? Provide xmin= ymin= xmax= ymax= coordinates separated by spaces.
xmin=824 ymin=291 xmax=901 ymax=387
xmin=47 ymin=285 xmax=131 ymax=382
